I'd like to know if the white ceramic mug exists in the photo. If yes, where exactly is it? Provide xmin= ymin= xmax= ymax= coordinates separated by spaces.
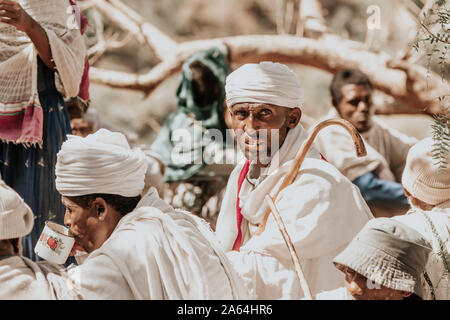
xmin=34 ymin=221 xmax=75 ymax=265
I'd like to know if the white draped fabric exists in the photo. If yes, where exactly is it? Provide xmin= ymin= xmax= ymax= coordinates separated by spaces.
xmin=69 ymin=188 xmax=248 ymax=300
xmin=0 ymin=0 xmax=86 ymax=144
xmin=216 ymin=123 xmax=373 ymax=299
xmin=0 ymin=256 xmax=80 ymax=300
xmin=393 ymin=200 xmax=450 ymax=300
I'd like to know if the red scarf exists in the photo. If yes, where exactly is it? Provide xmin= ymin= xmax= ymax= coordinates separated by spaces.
xmin=232 ymin=154 xmax=327 ymax=251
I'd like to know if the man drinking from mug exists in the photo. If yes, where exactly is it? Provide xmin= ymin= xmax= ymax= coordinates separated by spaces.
xmin=55 ymin=129 xmax=247 ymax=300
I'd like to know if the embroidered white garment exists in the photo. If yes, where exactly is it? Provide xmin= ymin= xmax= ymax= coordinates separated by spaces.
xmin=216 ymin=123 xmax=373 ymax=299
xmin=393 ymin=200 xmax=450 ymax=300
xmin=69 ymin=188 xmax=248 ymax=300
xmin=55 ymin=129 xmax=148 ymax=197
xmin=0 ymin=0 xmax=86 ymax=144
xmin=225 ymin=62 xmax=304 ymax=109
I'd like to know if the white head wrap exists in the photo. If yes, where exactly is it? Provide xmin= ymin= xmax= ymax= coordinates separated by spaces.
xmin=225 ymin=62 xmax=304 ymax=109
xmin=56 ymin=129 xmax=147 ymax=197
xmin=0 ymin=180 xmax=34 ymax=240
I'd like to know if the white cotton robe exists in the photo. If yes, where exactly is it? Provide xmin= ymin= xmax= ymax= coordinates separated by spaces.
xmin=215 ymin=124 xmax=373 ymax=300
xmin=0 ymin=256 xmax=79 ymax=299
xmin=68 ymin=188 xmax=247 ymax=300
xmin=314 ymin=109 xmax=417 ymax=216
xmin=393 ymin=200 xmax=450 ymax=300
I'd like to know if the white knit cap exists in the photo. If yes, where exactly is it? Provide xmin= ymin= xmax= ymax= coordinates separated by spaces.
xmin=56 ymin=129 xmax=148 ymax=197
xmin=402 ymin=137 xmax=450 ymax=206
xmin=225 ymin=62 xmax=304 ymax=109
xmin=0 ymin=180 xmax=34 ymax=240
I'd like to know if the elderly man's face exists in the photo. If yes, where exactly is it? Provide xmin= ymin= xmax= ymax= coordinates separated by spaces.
xmin=62 ymin=196 xmax=115 ymax=254
xmin=342 ymin=266 xmax=412 ymax=300
xmin=336 ymin=84 xmax=373 ymax=133
xmin=230 ymin=103 xmax=301 ymax=167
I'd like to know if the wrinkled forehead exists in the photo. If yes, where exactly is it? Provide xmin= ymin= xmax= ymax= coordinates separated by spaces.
xmin=230 ymin=102 xmax=293 ymax=111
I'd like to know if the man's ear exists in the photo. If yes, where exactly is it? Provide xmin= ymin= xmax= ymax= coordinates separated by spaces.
xmin=92 ymin=197 xmax=108 ymax=221
xmin=287 ymin=108 xmax=302 ymax=129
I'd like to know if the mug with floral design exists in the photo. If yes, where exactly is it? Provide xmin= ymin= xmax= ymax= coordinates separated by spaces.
xmin=34 ymin=221 xmax=75 ymax=265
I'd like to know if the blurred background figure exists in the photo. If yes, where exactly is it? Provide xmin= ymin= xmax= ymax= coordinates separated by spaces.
xmin=0 ymin=0 xmax=86 ymax=260
xmin=314 ymin=69 xmax=417 ymax=218
xmin=150 ymin=46 xmax=240 ymax=228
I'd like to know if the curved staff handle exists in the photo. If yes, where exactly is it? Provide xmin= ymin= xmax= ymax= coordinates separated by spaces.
xmin=254 ymin=118 xmax=367 ymax=236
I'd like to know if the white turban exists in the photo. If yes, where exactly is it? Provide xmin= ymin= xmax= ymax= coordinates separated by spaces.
xmin=0 ymin=180 xmax=34 ymax=240
xmin=56 ymin=129 xmax=147 ymax=197
xmin=225 ymin=62 xmax=304 ymax=109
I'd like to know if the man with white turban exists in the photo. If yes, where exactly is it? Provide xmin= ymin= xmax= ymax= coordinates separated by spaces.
xmin=216 ymin=62 xmax=373 ymax=299
xmin=55 ymin=129 xmax=246 ymax=300
xmin=0 ymin=179 xmax=79 ymax=299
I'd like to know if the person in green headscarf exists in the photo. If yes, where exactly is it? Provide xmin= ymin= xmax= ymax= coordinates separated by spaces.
xmin=150 ymin=47 xmax=235 ymax=221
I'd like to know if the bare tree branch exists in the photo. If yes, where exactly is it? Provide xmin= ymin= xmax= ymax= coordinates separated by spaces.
xmin=89 ymin=34 xmax=448 ymax=115
xmin=90 ymin=0 xmax=177 ymax=60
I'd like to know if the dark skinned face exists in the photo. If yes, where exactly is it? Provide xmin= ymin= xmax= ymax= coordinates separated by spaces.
xmin=229 ymin=102 xmax=301 ymax=167
xmin=62 ymin=196 xmax=120 ymax=254
xmin=341 ymin=265 xmax=412 ymax=300
xmin=335 ymin=84 xmax=373 ymax=133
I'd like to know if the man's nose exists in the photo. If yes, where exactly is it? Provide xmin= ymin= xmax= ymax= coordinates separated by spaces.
xmin=244 ymin=112 xmax=260 ymax=132
xmin=357 ymin=101 xmax=370 ymax=112
xmin=64 ymin=212 xmax=71 ymax=228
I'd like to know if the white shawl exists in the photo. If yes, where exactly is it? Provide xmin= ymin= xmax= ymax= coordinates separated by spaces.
xmin=393 ymin=200 xmax=450 ymax=300
xmin=0 ymin=255 xmax=80 ymax=299
xmin=0 ymin=0 xmax=86 ymax=144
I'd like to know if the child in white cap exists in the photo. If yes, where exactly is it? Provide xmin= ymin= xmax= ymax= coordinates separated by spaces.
xmin=393 ymin=137 xmax=450 ymax=300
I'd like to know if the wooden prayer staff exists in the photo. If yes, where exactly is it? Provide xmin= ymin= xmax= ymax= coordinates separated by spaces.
xmin=265 ymin=194 xmax=313 ymax=300
xmin=255 ymin=118 xmax=367 ymax=236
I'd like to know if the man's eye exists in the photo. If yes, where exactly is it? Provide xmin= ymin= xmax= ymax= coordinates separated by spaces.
xmin=235 ymin=110 xmax=247 ymax=118
xmin=260 ymin=109 xmax=272 ymax=116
